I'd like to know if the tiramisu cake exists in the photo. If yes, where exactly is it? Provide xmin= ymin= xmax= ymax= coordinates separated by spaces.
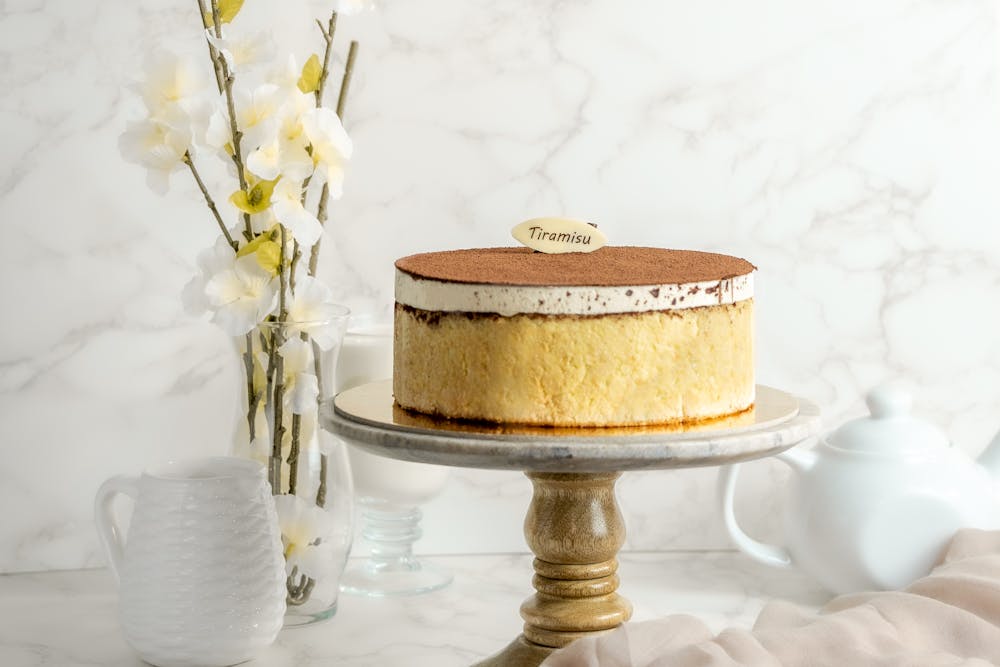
xmin=393 ymin=246 xmax=755 ymax=427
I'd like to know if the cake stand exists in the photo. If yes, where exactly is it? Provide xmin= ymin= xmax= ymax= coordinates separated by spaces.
xmin=322 ymin=381 xmax=821 ymax=667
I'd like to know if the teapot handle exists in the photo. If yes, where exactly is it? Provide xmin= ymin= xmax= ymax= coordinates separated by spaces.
xmin=94 ymin=475 xmax=139 ymax=582
xmin=717 ymin=463 xmax=793 ymax=569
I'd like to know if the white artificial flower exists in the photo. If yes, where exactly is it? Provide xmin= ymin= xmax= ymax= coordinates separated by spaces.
xmin=182 ymin=235 xmax=236 ymax=315
xmin=268 ymin=54 xmax=302 ymax=95
xmin=249 ymin=210 xmax=277 ymax=235
xmin=246 ymin=139 xmax=282 ymax=180
xmin=274 ymin=494 xmax=335 ymax=580
xmin=231 ymin=407 xmax=272 ymax=468
xmin=286 ymin=275 xmax=347 ymax=350
xmin=138 ymin=51 xmax=207 ymax=117
xmin=118 ymin=111 xmax=192 ymax=195
xmin=237 ymin=84 xmax=283 ymax=149
xmin=205 ymin=29 xmax=276 ymax=72
xmin=301 ymin=107 xmax=353 ymax=198
xmin=205 ymin=84 xmax=281 ymax=156
xmin=278 ymin=337 xmax=319 ymax=413
xmin=246 ymin=133 xmax=311 ymax=182
xmin=204 ymin=254 xmax=279 ymax=335
xmin=246 ymin=93 xmax=315 ymax=180
xmin=334 ymin=0 xmax=375 ymax=16
xmin=271 ymin=178 xmax=322 ymax=246
xmin=204 ymin=105 xmax=234 ymax=156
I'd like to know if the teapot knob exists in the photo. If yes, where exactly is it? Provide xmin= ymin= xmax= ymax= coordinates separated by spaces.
xmin=866 ymin=385 xmax=912 ymax=419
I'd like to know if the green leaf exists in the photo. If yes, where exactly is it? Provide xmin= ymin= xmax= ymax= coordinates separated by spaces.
xmin=297 ymin=54 xmax=322 ymax=94
xmin=217 ymin=0 xmax=245 ymax=23
xmin=228 ymin=179 xmax=277 ymax=214
xmin=229 ymin=190 xmax=252 ymax=214
xmin=252 ymin=239 xmax=282 ymax=275
xmin=237 ymin=227 xmax=282 ymax=276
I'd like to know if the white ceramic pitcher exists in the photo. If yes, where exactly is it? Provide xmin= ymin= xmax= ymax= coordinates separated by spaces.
xmin=95 ymin=457 xmax=286 ymax=667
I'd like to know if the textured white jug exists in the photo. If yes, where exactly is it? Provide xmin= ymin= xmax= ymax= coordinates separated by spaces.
xmin=95 ymin=457 xmax=286 ymax=667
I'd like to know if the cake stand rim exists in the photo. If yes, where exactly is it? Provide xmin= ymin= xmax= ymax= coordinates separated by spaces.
xmin=320 ymin=382 xmax=821 ymax=472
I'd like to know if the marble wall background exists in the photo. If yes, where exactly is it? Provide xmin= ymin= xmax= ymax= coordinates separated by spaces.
xmin=1 ymin=0 xmax=998 ymax=573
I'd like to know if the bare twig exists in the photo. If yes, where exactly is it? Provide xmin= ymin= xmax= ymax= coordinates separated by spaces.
xmin=307 ymin=41 xmax=360 ymax=277
xmin=286 ymin=566 xmax=316 ymax=605
xmin=269 ymin=226 xmax=290 ymax=490
xmin=335 ymin=41 xmax=359 ymax=119
xmin=209 ymin=0 xmax=254 ymax=242
xmin=182 ymin=152 xmax=237 ymax=250
xmin=242 ymin=332 xmax=258 ymax=444
xmin=316 ymin=453 xmax=328 ymax=508
xmin=288 ymin=412 xmax=302 ymax=494
xmin=314 ymin=12 xmax=339 ymax=107
xmin=194 ymin=0 xmax=224 ymax=94
xmin=307 ymin=183 xmax=330 ymax=276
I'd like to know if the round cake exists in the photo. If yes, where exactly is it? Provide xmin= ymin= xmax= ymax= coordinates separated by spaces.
xmin=393 ymin=246 xmax=755 ymax=427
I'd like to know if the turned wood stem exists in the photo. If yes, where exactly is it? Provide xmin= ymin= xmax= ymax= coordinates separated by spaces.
xmin=476 ymin=472 xmax=633 ymax=666
xmin=520 ymin=472 xmax=632 ymax=648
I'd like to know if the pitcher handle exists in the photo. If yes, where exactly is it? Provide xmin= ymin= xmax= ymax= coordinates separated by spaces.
xmin=717 ymin=463 xmax=792 ymax=568
xmin=94 ymin=475 xmax=139 ymax=581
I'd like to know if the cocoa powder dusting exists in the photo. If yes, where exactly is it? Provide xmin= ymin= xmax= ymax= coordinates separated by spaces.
xmin=395 ymin=246 xmax=755 ymax=286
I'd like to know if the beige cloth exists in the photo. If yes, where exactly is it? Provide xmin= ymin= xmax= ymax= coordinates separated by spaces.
xmin=542 ymin=530 xmax=1000 ymax=667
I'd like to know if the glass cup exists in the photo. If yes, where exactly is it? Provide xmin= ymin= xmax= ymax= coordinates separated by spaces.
xmin=335 ymin=313 xmax=453 ymax=596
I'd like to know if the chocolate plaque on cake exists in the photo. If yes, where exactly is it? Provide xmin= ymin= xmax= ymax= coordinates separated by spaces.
xmin=512 ymin=217 xmax=608 ymax=254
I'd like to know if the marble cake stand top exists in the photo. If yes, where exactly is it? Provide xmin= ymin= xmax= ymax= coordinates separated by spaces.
xmin=322 ymin=381 xmax=821 ymax=473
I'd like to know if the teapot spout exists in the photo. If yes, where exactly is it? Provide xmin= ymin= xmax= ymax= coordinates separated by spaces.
xmin=977 ymin=429 xmax=1000 ymax=478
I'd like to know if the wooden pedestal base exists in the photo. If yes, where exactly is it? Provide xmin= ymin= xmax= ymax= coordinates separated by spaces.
xmin=475 ymin=472 xmax=632 ymax=667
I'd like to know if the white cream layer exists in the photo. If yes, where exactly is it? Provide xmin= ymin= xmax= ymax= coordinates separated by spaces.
xmin=395 ymin=269 xmax=753 ymax=316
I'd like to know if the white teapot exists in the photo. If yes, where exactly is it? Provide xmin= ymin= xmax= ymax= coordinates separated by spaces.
xmin=718 ymin=386 xmax=1000 ymax=594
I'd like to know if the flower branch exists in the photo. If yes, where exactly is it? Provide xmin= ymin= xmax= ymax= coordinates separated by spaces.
xmin=309 ymin=40 xmax=359 ymax=277
xmin=315 ymin=12 xmax=339 ymax=107
xmin=122 ymin=0 xmax=367 ymax=611
xmin=209 ymin=0 xmax=254 ymax=242
xmin=195 ymin=0 xmax=225 ymax=93
xmin=182 ymin=152 xmax=236 ymax=250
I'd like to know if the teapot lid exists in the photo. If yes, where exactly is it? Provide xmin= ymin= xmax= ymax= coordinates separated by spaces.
xmin=825 ymin=385 xmax=949 ymax=455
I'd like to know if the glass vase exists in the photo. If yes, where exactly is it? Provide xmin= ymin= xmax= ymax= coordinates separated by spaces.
xmin=230 ymin=308 xmax=354 ymax=626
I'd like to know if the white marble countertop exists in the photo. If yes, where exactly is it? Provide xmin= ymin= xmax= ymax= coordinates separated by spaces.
xmin=0 ymin=551 xmax=830 ymax=667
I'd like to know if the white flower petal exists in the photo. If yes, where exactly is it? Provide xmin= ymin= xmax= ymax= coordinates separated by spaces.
xmin=287 ymin=373 xmax=319 ymax=414
xmin=333 ymin=0 xmax=375 ymax=16
xmin=145 ymin=168 xmax=171 ymax=196
xmin=272 ymin=179 xmax=323 ymax=246
xmin=279 ymin=142 xmax=314 ymax=181
xmin=285 ymin=277 xmax=349 ymax=349
xmin=139 ymin=52 xmax=206 ymax=116
xmin=183 ymin=237 xmax=236 ymax=316
xmin=204 ymin=107 xmax=232 ymax=152
xmin=273 ymin=200 xmax=322 ymax=246
xmin=119 ymin=113 xmax=191 ymax=194
xmin=199 ymin=235 xmax=237 ymax=274
xmin=204 ymin=255 xmax=279 ymax=335
xmin=274 ymin=494 xmax=306 ymax=535
xmin=302 ymin=107 xmax=352 ymax=199
xmin=268 ymin=54 xmax=301 ymax=93
xmin=287 ymin=541 xmax=334 ymax=580
xmin=278 ymin=337 xmax=312 ymax=374
xmin=247 ymin=141 xmax=281 ymax=180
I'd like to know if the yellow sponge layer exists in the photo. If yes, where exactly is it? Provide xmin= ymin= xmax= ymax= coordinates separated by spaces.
xmin=393 ymin=301 xmax=754 ymax=427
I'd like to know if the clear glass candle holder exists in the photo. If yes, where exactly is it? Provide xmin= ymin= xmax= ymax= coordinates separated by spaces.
xmin=335 ymin=313 xmax=453 ymax=597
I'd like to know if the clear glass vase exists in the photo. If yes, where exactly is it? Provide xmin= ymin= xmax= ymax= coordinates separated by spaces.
xmin=230 ymin=309 xmax=354 ymax=626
